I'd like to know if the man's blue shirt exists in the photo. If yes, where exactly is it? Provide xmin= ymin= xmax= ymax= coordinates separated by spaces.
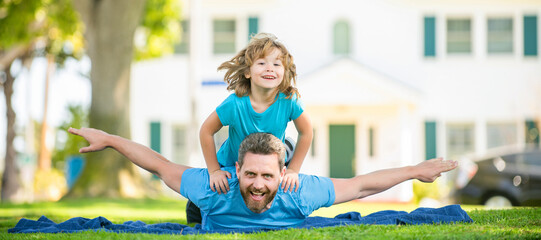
xmin=215 ymin=93 xmax=304 ymax=167
xmin=180 ymin=167 xmax=335 ymax=230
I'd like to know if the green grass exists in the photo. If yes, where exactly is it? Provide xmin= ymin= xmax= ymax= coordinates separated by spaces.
xmin=1 ymin=198 xmax=540 ymax=239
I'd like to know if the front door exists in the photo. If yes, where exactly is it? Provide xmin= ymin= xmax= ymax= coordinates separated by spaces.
xmin=329 ymin=124 xmax=356 ymax=178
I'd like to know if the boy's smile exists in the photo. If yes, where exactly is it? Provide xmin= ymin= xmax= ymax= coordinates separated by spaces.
xmin=246 ymin=48 xmax=285 ymax=92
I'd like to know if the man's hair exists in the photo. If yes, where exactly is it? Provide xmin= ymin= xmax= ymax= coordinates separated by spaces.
xmin=238 ymin=133 xmax=285 ymax=170
xmin=217 ymin=32 xmax=299 ymax=99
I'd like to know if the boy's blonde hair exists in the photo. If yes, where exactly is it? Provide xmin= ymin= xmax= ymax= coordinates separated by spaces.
xmin=218 ymin=33 xmax=299 ymax=98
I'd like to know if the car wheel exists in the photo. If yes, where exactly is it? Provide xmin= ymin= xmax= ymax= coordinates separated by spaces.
xmin=484 ymin=195 xmax=513 ymax=208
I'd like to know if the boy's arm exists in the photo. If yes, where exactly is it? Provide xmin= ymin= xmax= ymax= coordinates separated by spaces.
xmin=331 ymin=158 xmax=458 ymax=204
xmin=282 ymin=112 xmax=313 ymax=192
xmin=288 ymin=112 xmax=313 ymax=172
xmin=200 ymin=111 xmax=231 ymax=193
xmin=68 ymin=127 xmax=190 ymax=193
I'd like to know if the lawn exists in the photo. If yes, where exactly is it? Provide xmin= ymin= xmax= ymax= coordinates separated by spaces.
xmin=1 ymin=198 xmax=539 ymax=239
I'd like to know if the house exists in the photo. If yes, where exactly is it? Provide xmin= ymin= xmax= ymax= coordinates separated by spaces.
xmin=131 ymin=0 xmax=541 ymax=202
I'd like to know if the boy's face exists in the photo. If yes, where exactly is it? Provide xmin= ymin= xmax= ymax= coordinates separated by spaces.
xmin=236 ymin=152 xmax=285 ymax=214
xmin=245 ymin=48 xmax=285 ymax=92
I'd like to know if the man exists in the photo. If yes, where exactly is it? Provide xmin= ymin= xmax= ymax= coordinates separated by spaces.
xmin=68 ymin=127 xmax=457 ymax=230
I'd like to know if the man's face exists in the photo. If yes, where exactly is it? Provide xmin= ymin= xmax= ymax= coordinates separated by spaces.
xmin=236 ymin=152 xmax=285 ymax=214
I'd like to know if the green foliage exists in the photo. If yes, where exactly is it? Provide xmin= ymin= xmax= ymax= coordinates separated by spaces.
xmin=0 ymin=0 xmax=42 ymax=48
xmin=52 ymin=104 xmax=89 ymax=169
xmin=412 ymin=180 xmax=441 ymax=204
xmin=134 ymin=0 xmax=182 ymax=61
xmin=40 ymin=0 xmax=85 ymax=65
xmin=0 ymin=0 xmax=83 ymax=63
xmin=33 ymin=168 xmax=67 ymax=201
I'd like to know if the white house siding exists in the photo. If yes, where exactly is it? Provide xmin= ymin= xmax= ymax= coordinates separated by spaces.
xmin=131 ymin=0 xmax=541 ymax=202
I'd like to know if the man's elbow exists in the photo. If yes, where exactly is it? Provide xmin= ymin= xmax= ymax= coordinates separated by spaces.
xmin=357 ymin=190 xmax=375 ymax=199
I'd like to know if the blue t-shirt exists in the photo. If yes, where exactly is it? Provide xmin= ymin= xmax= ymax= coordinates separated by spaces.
xmin=215 ymin=93 xmax=304 ymax=166
xmin=180 ymin=167 xmax=335 ymax=230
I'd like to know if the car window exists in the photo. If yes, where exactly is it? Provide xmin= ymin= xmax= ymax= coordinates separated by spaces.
xmin=501 ymin=153 xmax=518 ymax=164
xmin=524 ymin=151 xmax=541 ymax=167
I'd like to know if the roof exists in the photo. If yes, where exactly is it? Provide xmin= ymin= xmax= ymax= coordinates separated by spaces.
xmin=297 ymin=57 xmax=421 ymax=106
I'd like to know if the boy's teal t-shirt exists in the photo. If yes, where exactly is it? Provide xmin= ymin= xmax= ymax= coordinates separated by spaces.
xmin=215 ymin=93 xmax=304 ymax=166
xmin=180 ymin=167 xmax=336 ymax=230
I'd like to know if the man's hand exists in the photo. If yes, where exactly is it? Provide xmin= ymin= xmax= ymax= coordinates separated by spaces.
xmin=209 ymin=169 xmax=231 ymax=194
xmin=281 ymin=169 xmax=299 ymax=192
xmin=415 ymin=157 xmax=458 ymax=183
xmin=68 ymin=127 xmax=110 ymax=153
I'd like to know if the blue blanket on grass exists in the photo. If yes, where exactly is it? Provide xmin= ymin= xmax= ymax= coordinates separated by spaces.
xmin=9 ymin=204 xmax=472 ymax=234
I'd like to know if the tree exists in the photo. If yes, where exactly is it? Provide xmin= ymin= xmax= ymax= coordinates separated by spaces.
xmin=0 ymin=1 xmax=38 ymax=202
xmin=35 ymin=0 xmax=84 ymax=175
xmin=65 ymin=0 xmax=181 ymax=198
xmin=1 ymin=0 xmax=85 ymax=202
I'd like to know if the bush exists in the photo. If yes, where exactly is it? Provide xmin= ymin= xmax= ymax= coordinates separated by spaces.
xmin=412 ymin=179 xmax=441 ymax=204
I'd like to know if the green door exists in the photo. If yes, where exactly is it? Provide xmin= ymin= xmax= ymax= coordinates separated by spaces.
xmin=329 ymin=124 xmax=356 ymax=178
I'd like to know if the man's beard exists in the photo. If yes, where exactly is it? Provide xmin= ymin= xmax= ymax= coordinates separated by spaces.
xmin=239 ymin=181 xmax=278 ymax=213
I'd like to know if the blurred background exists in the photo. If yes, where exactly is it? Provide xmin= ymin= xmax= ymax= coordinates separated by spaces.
xmin=0 ymin=0 xmax=540 ymax=208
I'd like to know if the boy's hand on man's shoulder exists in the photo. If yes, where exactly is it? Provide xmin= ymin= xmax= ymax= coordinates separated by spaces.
xmin=282 ymin=169 xmax=300 ymax=192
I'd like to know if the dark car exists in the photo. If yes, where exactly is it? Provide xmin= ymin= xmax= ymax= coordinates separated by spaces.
xmin=453 ymin=146 xmax=541 ymax=207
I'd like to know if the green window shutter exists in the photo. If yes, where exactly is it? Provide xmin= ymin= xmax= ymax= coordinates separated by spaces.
xmin=525 ymin=120 xmax=539 ymax=145
xmin=524 ymin=15 xmax=538 ymax=56
xmin=425 ymin=121 xmax=437 ymax=159
xmin=424 ymin=16 xmax=436 ymax=57
xmin=248 ymin=16 xmax=259 ymax=40
xmin=150 ymin=121 xmax=161 ymax=153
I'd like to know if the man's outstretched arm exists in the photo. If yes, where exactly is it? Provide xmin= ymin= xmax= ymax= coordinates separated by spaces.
xmin=68 ymin=127 xmax=190 ymax=193
xmin=331 ymin=158 xmax=457 ymax=204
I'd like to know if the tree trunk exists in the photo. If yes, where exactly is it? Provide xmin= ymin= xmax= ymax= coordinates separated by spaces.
xmin=0 ymin=45 xmax=28 ymax=72
xmin=1 ymin=61 xmax=21 ymax=202
xmin=65 ymin=0 xmax=147 ymax=198
xmin=38 ymin=54 xmax=54 ymax=171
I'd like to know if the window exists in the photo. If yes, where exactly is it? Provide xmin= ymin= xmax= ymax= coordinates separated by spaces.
xmin=213 ymin=19 xmax=236 ymax=54
xmin=333 ymin=20 xmax=351 ymax=55
xmin=447 ymin=18 xmax=472 ymax=54
xmin=447 ymin=123 xmax=474 ymax=158
xmin=424 ymin=16 xmax=436 ymax=57
xmin=487 ymin=18 xmax=513 ymax=54
xmin=172 ymin=125 xmax=187 ymax=164
xmin=487 ymin=123 xmax=516 ymax=148
xmin=500 ymin=153 xmax=518 ymax=164
xmin=524 ymin=151 xmax=541 ymax=167
xmin=174 ymin=20 xmax=189 ymax=54
xmin=504 ymin=152 xmax=541 ymax=168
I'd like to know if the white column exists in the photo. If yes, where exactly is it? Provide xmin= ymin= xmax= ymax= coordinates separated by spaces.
xmin=399 ymin=104 xmax=414 ymax=202
xmin=475 ymin=117 xmax=487 ymax=155
xmin=356 ymin=118 xmax=367 ymax=175
xmin=188 ymin=0 xmax=203 ymax=167
xmin=473 ymin=11 xmax=485 ymax=60
xmin=438 ymin=118 xmax=447 ymax=158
